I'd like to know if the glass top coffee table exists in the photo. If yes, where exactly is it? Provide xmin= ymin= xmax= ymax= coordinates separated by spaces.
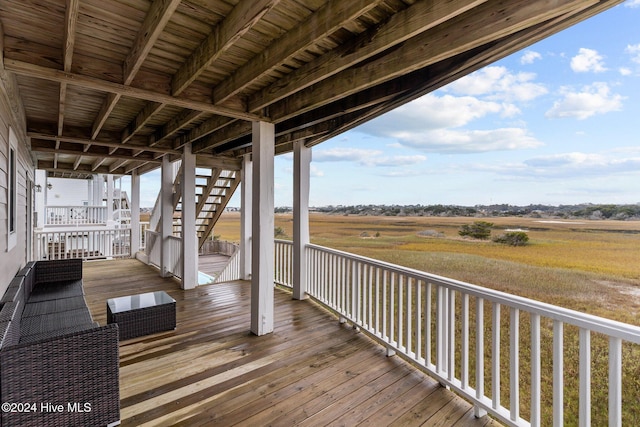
xmin=106 ymin=291 xmax=176 ymax=340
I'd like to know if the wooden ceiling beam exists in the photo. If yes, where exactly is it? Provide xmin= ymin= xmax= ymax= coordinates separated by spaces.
xmin=58 ymin=0 xmax=79 ymax=137
xmin=30 ymin=140 xmax=162 ymax=163
xmin=212 ymin=0 xmax=384 ymax=104
xmin=171 ymin=0 xmax=282 ymax=96
xmin=28 ymin=131 xmax=180 ymax=155
xmin=249 ymin=0 xmax=489 ymax=112
xmin=150 ymin=109 xmax=205 ymax=147
xmin=121 ymin=101 xmax=164 ymax=143
xmin=3 ymin=59 xmax=265 ymax=122
xmin=38 ymin=160 xmax=125 ymax=176
xmin=266 ymin=0 xmax=596 ymax=123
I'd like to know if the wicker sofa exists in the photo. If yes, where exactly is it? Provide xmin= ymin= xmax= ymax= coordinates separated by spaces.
xmin=0 ymin=259 xmax=120 ymax=427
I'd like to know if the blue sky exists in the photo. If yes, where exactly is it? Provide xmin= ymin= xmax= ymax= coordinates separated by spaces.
xmin=138 ymin=1 xmax=640 ymax=208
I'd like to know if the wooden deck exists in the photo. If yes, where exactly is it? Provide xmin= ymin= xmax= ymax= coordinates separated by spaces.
xmin=198 ymin=254 xmax=232 ymax=277
xmin=83 ymin=259 xmax=499 ymax=427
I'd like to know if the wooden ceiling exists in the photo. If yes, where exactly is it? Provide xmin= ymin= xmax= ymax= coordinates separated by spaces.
xmin=0 ymin=0 xmax=624 ymax=178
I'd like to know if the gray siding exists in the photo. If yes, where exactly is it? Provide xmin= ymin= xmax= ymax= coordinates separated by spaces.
xmin=0 ymin=79 xmax=33 ymax=295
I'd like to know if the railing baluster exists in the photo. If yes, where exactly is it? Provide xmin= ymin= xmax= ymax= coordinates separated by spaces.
xmin=436 ymin=285 xmax=445 ymax=375
xmin=448 ymin=289 xmax=456 ymax=382
xmin=579 ymin=328 xmax=591 ymax=426
xmin=375 ymin=267 xmax=381 ymax=336
xmin=475 ymin=297 xmax=487 ymax=418
xmin=382 ymin=269 xmax=388 ymax=342
xmin=390 ymin=272 xmax=395 ymax=346
xmin=461 ymin=293 xmax=469 ymax=390
xmin=415 ymin=279 xmax=422 ymax=362
xmin=398 ymin=275 xmax=404 ymax=351
xmin=531 ymin=313 xmax=541 ymax=427
xmin=609 ymin=337 xmax=622 ymax=427
xmin=426 ymin=282 xmax=432 ymax=368
xmin=492 ymin=302 xmax=501 ymax=410
xmin=510 ymin=308 xmax=520 ymax=422
xmin=406 ymin=276 xmax=412 ymax=356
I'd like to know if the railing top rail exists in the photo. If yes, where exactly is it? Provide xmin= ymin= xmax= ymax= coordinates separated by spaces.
xmin=306 ymin=242 xmax=640 ymax=343
xmin=45 ymin=205 xmax=107 ymax=209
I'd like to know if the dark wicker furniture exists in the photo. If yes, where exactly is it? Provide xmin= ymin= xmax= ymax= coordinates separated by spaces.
xmin=0 ymin=259 xmax=120 ymax=427
xmin=107 ymin=291 xmax=176 ymax=340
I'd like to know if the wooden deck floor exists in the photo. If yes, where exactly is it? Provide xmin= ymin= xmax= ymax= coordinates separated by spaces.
xmin=83 ymin=259 xmax=500 ymax=427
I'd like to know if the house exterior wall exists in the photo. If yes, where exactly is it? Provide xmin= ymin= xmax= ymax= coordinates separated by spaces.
xmin=0 ymin=74 xmax=33 ymax=295
xmin=45 ymin=177 xmax=90 ymax=206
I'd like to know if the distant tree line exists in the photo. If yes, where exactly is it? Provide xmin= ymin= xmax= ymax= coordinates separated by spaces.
xmin=306 ymin=203 xmax=640 ymax=220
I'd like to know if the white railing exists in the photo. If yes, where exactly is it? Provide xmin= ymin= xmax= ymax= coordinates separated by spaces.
xmin=166 ymin=235 xmax=183 ymax=279
xmin=274 ymin=239 xmax=293 ymax=287
xmin=45 ymin=206 xmax=108 ymax=226
xmin=200 ymin=240 xmax=238 ymax=256
xmin=273 ymin=240 xmax=640 ymax=427
xmin=139 ymin=222 xmax=150 ymax=250
xmin=144 ymin=230 xmax=183 ymax=279
xmin=214 ymin=249 xmax=241 ymax=283
xmin=146 ymin=230 xmax=161 ymax=267
xmin=34 ymin=227 xmax=131 ymax=260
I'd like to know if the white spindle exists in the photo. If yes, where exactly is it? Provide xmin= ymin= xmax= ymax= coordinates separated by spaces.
xmin=579 ymin=328 xmax=591 ymax=426
xmin=425 ymin=282 xmax=432 ymax=368
xmin=609 ymin=337 xmax=622 ymax=427
xmin=398 ymin=275 xmax=404 ymax=351
xmin=461 ymin=293 xmax=469 ymax=390
xmin=553 ymin=320 xmax=564 ymax=427
xmin=415 ymin=280 xmax=422 ymax=362
xmin=448 ymin=289 xmax=456 ymax=382
xmin=510 ymin=308 xmax=520 ymax=422
xmin=492 ymin=302 xmax=501 ymax=410
xmin=475 ymin=297 xmax=487 ymax=418
xmin=531 ymin=313 xmax=541 ymax=427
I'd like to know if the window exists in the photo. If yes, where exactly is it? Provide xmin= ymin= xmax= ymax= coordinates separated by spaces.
xmin=7 ymin=127 xmax=17 ymax=251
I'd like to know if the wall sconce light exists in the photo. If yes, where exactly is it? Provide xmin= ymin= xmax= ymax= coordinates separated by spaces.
xmin=35 ymin=184 xmax=42 ymax=192
xmin=47 ymin=182 xmax=53 ymax=190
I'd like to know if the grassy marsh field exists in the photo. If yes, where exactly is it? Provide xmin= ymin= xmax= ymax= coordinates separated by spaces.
xmin=216 ymin=212 xmax=640 ymax=323
xmin=213 ymin=212 xmax=640 ymax=425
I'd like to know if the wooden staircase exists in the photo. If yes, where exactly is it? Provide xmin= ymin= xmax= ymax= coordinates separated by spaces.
xmin=171 ymin=165 xmax=240 ymax=249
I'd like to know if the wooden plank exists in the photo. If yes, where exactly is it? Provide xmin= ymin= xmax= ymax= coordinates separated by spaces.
xmin=123 ymin=0 xmax=181 ymax=85
xmin=4 ymin=59 xmax=265 ymax=122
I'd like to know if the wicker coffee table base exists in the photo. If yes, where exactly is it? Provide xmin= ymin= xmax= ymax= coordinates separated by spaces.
xmin=107 ymin=293 xmax=176 ymax=340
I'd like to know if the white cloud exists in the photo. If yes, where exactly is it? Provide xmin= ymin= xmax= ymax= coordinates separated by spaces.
xmin=619 ymin=67 xmax=632 ymax=76
xmin=625 ymin=0 xmax=640 ymax=8
xmin=446 ymin=66 xmax=547 ymax=102
xmin=521 ymin=51 xmax=542 ymax=65
xmin=626 ymin=43 xmax=640 ymax=64
xmin=545 ymin=82 xmax=624 ymax=120
xmin=570 ymin=48 xmax=607 ymax=73
xmin=312 ymin=147 xmax=426 ymax=167
xmin=392 ymin=127 xmax=543 ymax=153
xmin=521 ymin=152 xmax=640 ymax=177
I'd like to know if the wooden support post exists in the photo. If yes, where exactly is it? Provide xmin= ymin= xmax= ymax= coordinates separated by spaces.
xmin=130 ymin=170 xmax=140 ymax=256
xmin=293 ymin=140 xmax=310 ymax=300
xmin=160 ymin=156 xmax=173 ymax=277
xmin=106 ymin=174 xmax=114 ymax=226
xmin=250 ymin=121 xmax=274 ymax=336
xmin=181 ymin=142 xmax=198 ymax=289
xmin=240 ymin=154 xmax=252 ymax=280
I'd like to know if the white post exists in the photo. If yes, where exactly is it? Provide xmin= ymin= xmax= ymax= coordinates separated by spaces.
xmin=160 ymin=156 xmax=173 ymax=278
xmin=293 ymin=141 xmax=310 ymax=300
xmin=251 ymin=121 xmax=275 ymax=336
xmin=94 ymin=175 xmax=102 ymax=206
xmin=130 ymin=170 xmax=141 ymax=256
xmin=34 ymin=170 xmax=46 ymax=229
xmin=181 ymin=142 xmax=198 ymax=289
xmin=240 ymin=154 xmax=252 ymax=280
xmin=106 ymin=174 xmax=114 ymax=226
